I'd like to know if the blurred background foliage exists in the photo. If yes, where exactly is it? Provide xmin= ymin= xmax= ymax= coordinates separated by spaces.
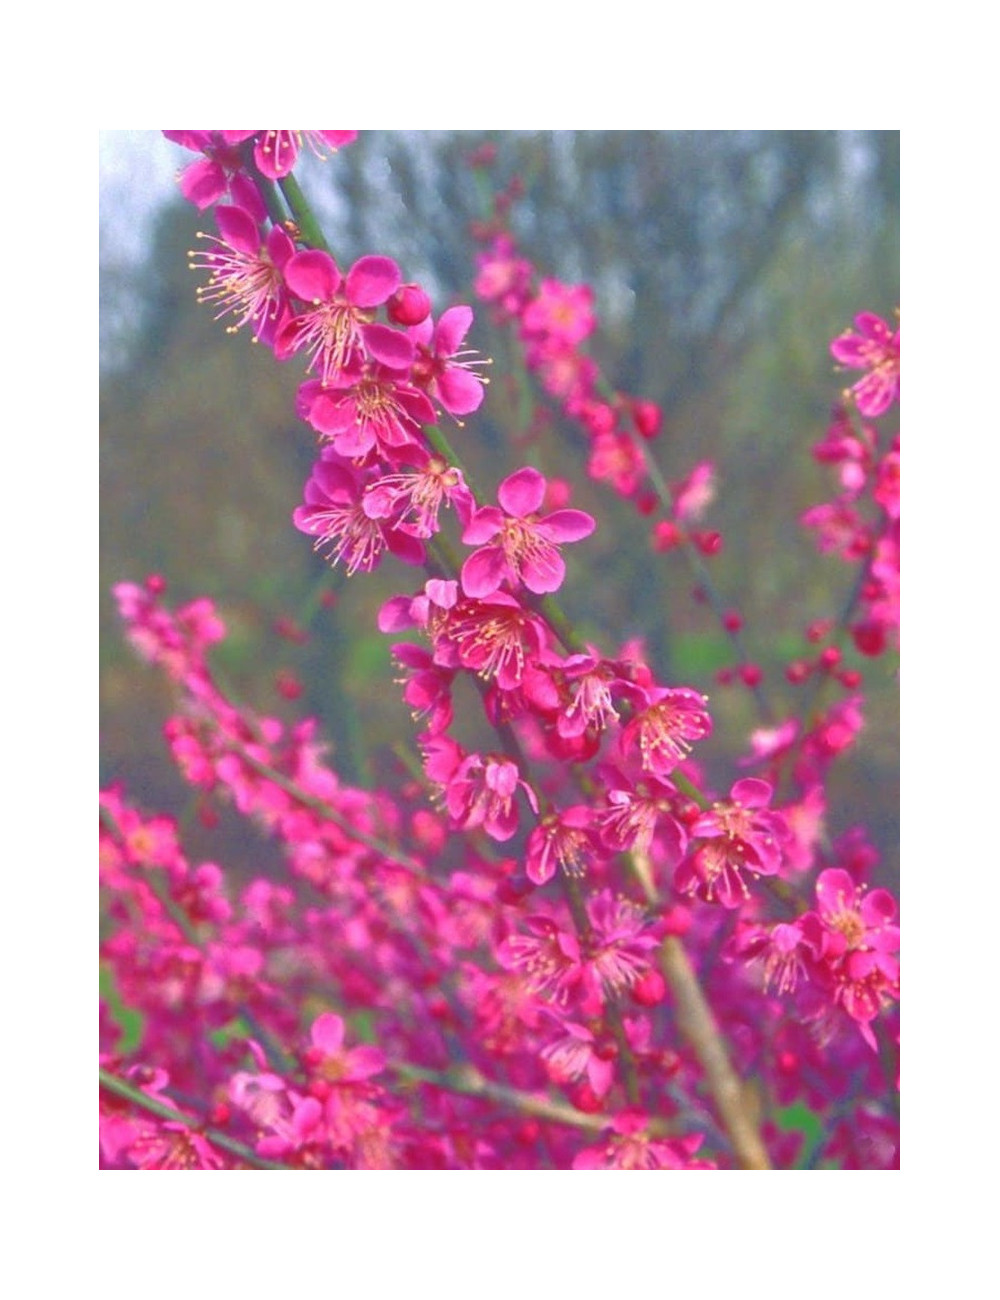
xmin=100 ymin=130 xmax=899 ymax=885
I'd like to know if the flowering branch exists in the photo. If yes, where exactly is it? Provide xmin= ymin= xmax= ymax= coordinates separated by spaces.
xmin=100 ymin=131 xmax=899 ymax=1170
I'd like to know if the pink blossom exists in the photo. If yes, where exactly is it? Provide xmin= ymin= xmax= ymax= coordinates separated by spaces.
xmin=296 ymin=368 xmax=435 ymax=460
xmin=127 ymin=1121 xmax=229 ymax=1170
xmin=473 ymin=236 xmax=534 ymax=316
xmin=391 ymin=643 xmax=454 ymax=735
xmin=583 ymin=890 xmax=661 ymax=1002
xmin=276 ymin=250 xmax=413 ymax=387
xmin=496 ymin=915 xmax=583 ymax=1004
xmin=830 ymin=312 xmax=899 ymax=417
xmin=671 ymin=460 xmax=716 ymax=522
xmin=524 ymin=806 xmax=599 ymax=885
xmin=461 ymin=467 xmax=595 ymax=597
xmin=189 ymin=205 xmax=295 ymax=346
xmin=596 ymin=767 xmax=688 ymax=863
xmin=362 ymin=453 xmax=474 ymax=539
xmin=551 ymin=652 xmax=634 ymax=739
xmin=587 ymin=429 xmax=646 ymax=496
xmin=520 ymin=279 xmax=595 ymax=346
xmin=442 ymin=751 xmax=539 ymax=842
xmin=436 ymin=591 xmax=549 ymax=690
xmin=540 ymin=1018 xmax=615 ymax=1098
xmin=220 ymin=130 xmax=357 ymax=180
xmin=674 ymin=778 xmax=789 ymax=908
xmin=304 ymin=1012 xmax=386 ymax=1083
xmin=800 ymin=868 xmax=899 ymax=1048
xmin=572 ymin=1112 xmax=713 ymax=1169
xmin=619 ymin=686 xmax=713 ymax=779
xmin=293 ymin=453 xmax=426 ymax=574
xmin=410 ymin=305 xmax=486 ymax=416
xmin=163 ymin=131 xmax=265 ymax=214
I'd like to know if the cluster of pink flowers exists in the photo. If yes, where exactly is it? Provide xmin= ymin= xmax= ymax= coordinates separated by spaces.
xmin=802 ymin=390 xmax=900 ymax=660
xmin=467 ymin=174 xmax=765 ymax=691
xmin=99 ymin=132 xmax=899 ymax=1169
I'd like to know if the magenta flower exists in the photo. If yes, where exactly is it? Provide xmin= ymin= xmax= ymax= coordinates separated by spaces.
xmin=443 ymin=751 xmax=539 ymax=843
xmin=540 ymin=1018 xmax=615 ymax=1098
xmin=163 ymin=131 xmax=265 ymax=214
xmin=552 ymin=652 xmax=636 ymax=739
xmin=520 ymin=279 xmax=595 ymax=346
xmin=572 ymin=1112 xmax=713 ymax=1169
xmin=293 ymin=454 xmax=425 ymax=575
xmin=674 ymin=778 xmax=789 ymax=908
xmin=276 ymin=249 xmax=414 ymax=387
xmin=596 ymin=766 xmax=688 ymax=862
xmin=296 ymin=368 xmax=435 ymax=460
xmin=189 ymin=204 xmax=295 ymax=346
xmin=496 ymin=915 xmax=584 ymax=1004
xmin=587 ymin=429 xmax=646 ymax=497
xmin=619 ymin=686 xmax=713 ymax=779
xmin=829 ymin=312 xmax=899 ymax=417
xmin=800 ymin=868 xmax=900 ymax=1047
xmin=461 ymin=467 xmax=595 ymax=597
xmin=410 ymin=305 xmax=486 ymax=416
xmin=524 ymin=805 xmax=599 ymax=885
xmin=220 ymin=130 xmax=358 ymax=180
xmin=437 ymin=591 xmax=549 ymax=690
xmin=362 ymin=453 xmax=474 ymax=540
xmin=584 ymin=889 xmax=661 ymax=1001
xmin=127 ymin=1121 xmax=228 ymax=1170
xmin=391 ymin=643 xmax=454 ymax=735
xmin=304 ymin=1012 xmax=386 ymax=1083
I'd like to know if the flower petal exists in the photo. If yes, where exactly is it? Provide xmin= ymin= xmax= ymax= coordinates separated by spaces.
xmin=347 ymin=255 xmax=401 ymax=308
xmin=284 ymin=249 xmax=341 ymax=302
xmin=498 ymin=467 xmax=546 ymax=517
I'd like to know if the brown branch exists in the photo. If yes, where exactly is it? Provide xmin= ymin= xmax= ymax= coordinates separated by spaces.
xmin=660 ymin=934 xmax=771 ymax=1170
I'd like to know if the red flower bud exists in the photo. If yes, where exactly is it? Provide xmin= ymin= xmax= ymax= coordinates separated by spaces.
xmin=632 ymin=399 xmax=663 ymax=439
xmin=631 ymin=970 xmax=667 ymax=1006
xmin=387 ymin=283 xmax=432 ymax=327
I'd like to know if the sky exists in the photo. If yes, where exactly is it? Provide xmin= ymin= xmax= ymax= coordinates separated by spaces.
xmin=100 ymin=131 xmax=183 ymax=261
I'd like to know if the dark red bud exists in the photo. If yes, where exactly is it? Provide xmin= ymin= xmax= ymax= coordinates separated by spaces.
xmin=632 ymin=399 xmax=663 ymax=439
xmin=631 ymin=970 xmax=667 ymax=1006
xmin=387 ymin=283 xmax=432 ymax=327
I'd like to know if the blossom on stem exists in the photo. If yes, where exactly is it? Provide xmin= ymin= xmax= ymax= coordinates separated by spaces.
xmin=220 ymin=130 xmax=358 ymax=179
xmin=163 ymin=131 xmax=265 ymax=215
xmin=189 ymin=204 xmax=295 ymax=345
xmin=276 ymin=250 xmax=413 ymax=387
xmin=461 ymin=467 xmax=595 ymax=597
xmin=293 ymin=453 xmax=426 ymax=574
xmin=619 ymin=686 xmax=712 ymax=780
xmin=362 ymin=451 xmax=474 ymax=539
xmin=800 ymin=868 xmax=900 ymax=1049
xmin=572 ymin=1112 xmax=713 ymax=1169
xmin=674 ymin=777 xmax=788 ymax=908
xmin=540 ymin=1017 xmax=615 ymax=1099
xmin=496 ymin=915 xmax=584 ymax=1004
xmin=391 ymin=643 xmax=454 ymax=735
xmin=520 ymin=279 xmax=595 ymax=347
xmin=595 ymin=765 xmax=688 ymax=862
xmin=436 ymin=591 xmax=549 ymax=690
xmin=409 ymin=305 xmax=487 ymax=416
xmin=524 ymin=805 xmax=600 ymax=885
xmin=422 ymin=737 xmax=538 ymax=843
xmin=303 ymin=1011 xmax=386 ymax=1083
xmin=296 ymin=368 xmax=435 ymax=460
xmin=830 ymin=312 xmax=899 ymax=417
xmin=583 ymin=889 xmax=662 ymax=1002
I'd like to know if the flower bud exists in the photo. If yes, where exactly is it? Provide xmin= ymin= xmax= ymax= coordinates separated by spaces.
xmin=632 ymin=399 xmax=663 ymax=439
xmin=631 ymin=970 xmax=667 ymax=1006
xmin=387 ymin=283 xmax=432 ymax=327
